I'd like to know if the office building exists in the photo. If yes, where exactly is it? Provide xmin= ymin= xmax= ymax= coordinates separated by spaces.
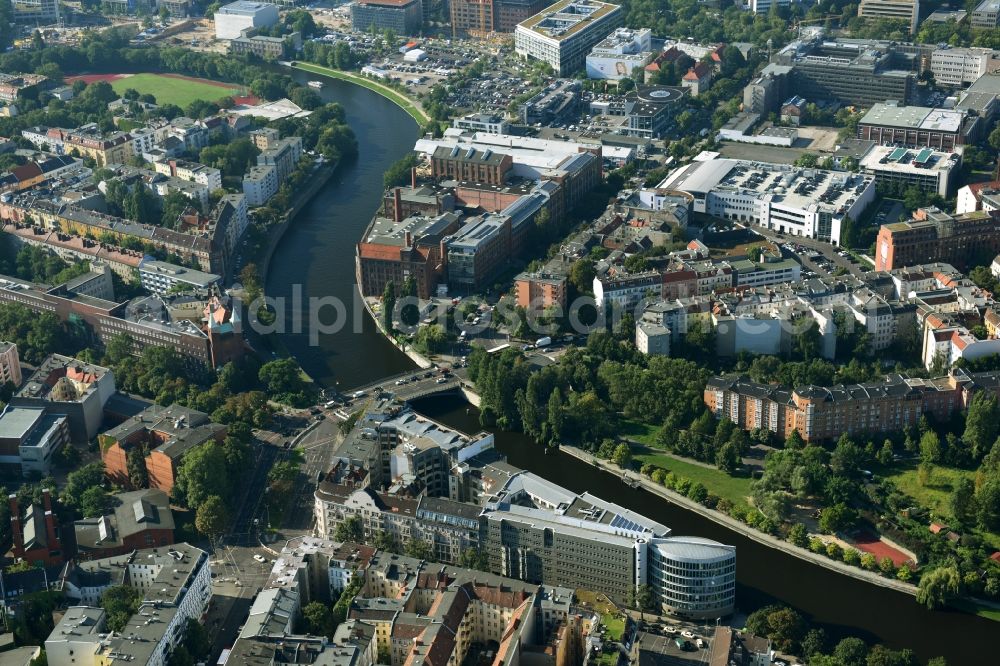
xmin=747 ymin=0 xmax=790 ymax=13
xmin=659 ymin=155 xmax=876 ymax=246
xmin=452 ymin=112 xmax=511 ymax=134
xmin=351 ymin=0 xmax=423 ymax=35
xmin=11 ymin=354 xmax=116 ymax=442
xmin=930 ymin=46 xmax=1000 ymax=88
xmin=230 ymin=30 xmax=300 ymax=59
xmin=773 ymin=35 xmax=920 ymax=106
xmin=742 ymin=63 xmax=791 ymax=114
xmin=514 ymin=0 xmax=624 ymax=76
xmin=706 ymin=368 xmax=1000 ymax=443
xmin=49 ymin=544 xmax=211 ymax=666
xmin=72 ymin=489 xmax=175 ymax=560
xmin=858 ymin=0 xmax=920 ymax=34
xmin=519 ymin=79 xmax=582 ymax=124
xmin=858 ymin=103 xmax=975 ymax=150
xmin=214 ymin=1 xmax=279 ymax=40
xmin=586 ymin=27 xmax=655 ymax=80
xmin=9 ymin=489 xmax=63 ymax=566
xmin=972 ymin=0 xmax=1000 ymax=28
xmin=11 ymin=0 xmax=58 ymax=24
xmin=99 ymin=403 xmax=227 ymax=496
xmin=619 ymin=85 xmax=686 ymax=139
xmin=137 ymin=258 xmax=221 ymax=296
xmin=0 ymin=341 xmax=21 ymax=388
xmin=152 ymin=159 xmax=222 ymax=192
xmin=648 ymin=537 xmax=736 ymax=618
xmin=449 ymin=0 xmax=551 ymax=35
xmin=859 ymin=144 xmax=961 ymax=198
xmin=874 ymin=207 xmax=1000 ymax=271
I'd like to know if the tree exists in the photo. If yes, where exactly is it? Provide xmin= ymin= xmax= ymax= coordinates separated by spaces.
xmin=382 ymin=280 xmax=396 ymax=333
xmin=404 ymin=538 xmax=432 ymax=560
xmin=949 ymin=477 xmax=976 ymax=525
xmin=126 ymin=443 xmax=149 ymax=489
xmin=631 ymin=584 xmax=654 ymax=618
xmin=335 ymin=515 xmax=364 ymax=543
xmin=919 ymin=430 xmax=942 ymax=464
xmin=195 ymin=495 xmax=230 ymax=541
xmin=80 ymin=486 xmax=113 ymax=518
xmin=62 ymin=462 xmax=106 ymax=510
xmin=963 ymin=392 xmax=999 ymax=460
xmin=916 ymin=566 xmax=960 ymax=609
xmin=833 ymin=637 xmax=869 ymax=666
xmin=716 ymin=441 xmax=740 ymax=473
xmin=174 ymin=442 xmax=231 ymax=508
xmin=611 ymin=442 xmax=632 ymax=468
xmin=788 ymin=523 xmax=809 ymax=548
xmin=819 ymin=503 xmax=857 ymax=533
xmin=101 ymin=586 xmax=143 ymax=632
xmin=302 ymin=601 xmax=333 ymax=637
xmin=399 ymin=276 xmax=419 ymax=327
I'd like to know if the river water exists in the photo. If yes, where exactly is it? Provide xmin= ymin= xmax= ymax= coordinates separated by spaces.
xmin=269 ymin=70 xmax=992 ymax=663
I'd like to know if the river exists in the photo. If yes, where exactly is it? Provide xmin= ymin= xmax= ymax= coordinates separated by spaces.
xmin=268 ymin=70 xmax=992 ymax=663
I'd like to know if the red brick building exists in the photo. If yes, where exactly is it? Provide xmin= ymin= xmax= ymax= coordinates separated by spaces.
xmin=874 ymin=207 xmax=1000 ymax=272
xmin=72 ymin=489 xmax=175 ymax=560
xmin=99 ymin=404 xmax=226 ymax=496
xmin=9 ymin=490 xmax=63 ymax=567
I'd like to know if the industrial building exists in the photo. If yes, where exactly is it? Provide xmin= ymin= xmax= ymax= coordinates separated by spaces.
xmin=351 ymin=0 xmax=423 ymax=35
xmin=514 ymin=0 xmax=623 ymax=76
xmin=214 ymin=1 xmax=279 ymax=41
xmin=659 ymin=154 xmax=876 ymax=246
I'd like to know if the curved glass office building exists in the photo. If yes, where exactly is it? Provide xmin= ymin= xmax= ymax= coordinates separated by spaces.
xmin=649 ymin=536 xmax=737 ymax=619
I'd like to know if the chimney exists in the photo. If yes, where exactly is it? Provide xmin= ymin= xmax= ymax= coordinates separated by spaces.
xmin=9 ymin=494 xmax=23 ymax=554
xmin=45 ymin=509 xmax=59 ymax=553
xmin=411 ymin=166 xmax=417 ymax=189
xmin=394 ymin=188 xmax=403 ymax=223
xmin=404 ymin=231 xmax=413 ymax=248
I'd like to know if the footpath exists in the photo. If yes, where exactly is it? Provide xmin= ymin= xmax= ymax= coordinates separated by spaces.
xmin=560 ymin=445 xmax=920 ymax=597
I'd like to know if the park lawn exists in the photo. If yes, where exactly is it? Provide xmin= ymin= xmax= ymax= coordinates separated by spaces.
xmin=110 ymin=73 xmax=242 ymax=108
xmin=635 ymin=449 xmax=753 ymax=507
xmin=601 ymin=613 xmax=625 ymax=642
xmin=290 ymin=62 xmax=429 ymax=125
xmin=619 ymin=418 xmax=660 ymax=447
xmin=884 ymin=462 xmax=1000 ymax=551
xmin=576 ymin=588 xmax=616 ymax=615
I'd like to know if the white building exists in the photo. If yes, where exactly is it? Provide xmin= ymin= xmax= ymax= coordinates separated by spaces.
xmin=243 ymin=164 xmax=278 ymax=206
xmin=452 ymin=113 xmax=511 ymax=134
xmin=586 ymin=27 xmax=655 ymax=80
xmin=859 ymin=145 xmax=962 ymax=198
xmin=930 ymin=46 xmax=1000 ymax=88
xmin=636 ymin=320 xmax=671 ymax=355
xmin=659 ymin=155 xmax=876 ymax=246
xmin=138 ymin=259 xmax=221 ymax=296
xmin=747 ymin=0 xmax=791 ymax=14
xmin=0 ymin=406 xmax=70 ymax=477
xmin=214 ymin=0 xmax=279 ymax=40
xmin=514 ymin=0 xmax=624 ymax=76
xmin=648 ymin=537 xmax=736 ymax=619
xmin=153 ymin=159 xmax=223 ymax=192
xmin=45 ymin=607 xmax=108 ymax=666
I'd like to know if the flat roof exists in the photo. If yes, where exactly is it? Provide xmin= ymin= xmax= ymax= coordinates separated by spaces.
xmin=518 ymin=0 xmax=622 ymax=42
xmin=859 ymin=144 xmax=960 ymax=176
xmin=860 ymin=103 xmax=964 ymax=133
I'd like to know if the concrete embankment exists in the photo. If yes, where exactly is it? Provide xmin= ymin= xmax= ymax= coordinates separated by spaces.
xmin=559 ymin=445 xmax=919 ymax=597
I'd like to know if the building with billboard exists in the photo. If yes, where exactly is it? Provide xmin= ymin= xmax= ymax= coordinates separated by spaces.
xmin=585 ymin=27 xmax=655 ymax=80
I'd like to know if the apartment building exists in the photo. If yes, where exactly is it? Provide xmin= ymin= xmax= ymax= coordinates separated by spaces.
xmin=9 ymin=490 xmax=63 ymax=568
xmin=243 ymin=164 xmax=278 ymax=206
xmin=137 ymin=258 xmax=221 ymax=296
xmin=706 ymin=369 xmax=1000 ymax=442
xmin=0 ymin=342 xmax=21 ymax=388
xmin=636 ymin=320 xmax=671 ymax=355
xmin=514 ymin=0 xmax=624 ymax=76
xmin=48 ymin=544 xmax=211 ymax=666
xmin=22 ymin=125 xmax=133 ymax=167
xmin=514 ymin=271 xmax=567 ymax=310
xmin=351 ymin=0 xmax=423 ymax=34
xmin=11 ymin=354 xmax=116 ymax=442
xmin=99 ymin=404 xmax=227 ymax=496
xmin=874 ymin=207 xmax=1000 ymax=271
xmin=857 ymin=0 xmax=920 ymax=34
xmin=257 ymin=136 xmax=303 ymax=183
xmin=152 ymin=159 xmax=222 ymax=192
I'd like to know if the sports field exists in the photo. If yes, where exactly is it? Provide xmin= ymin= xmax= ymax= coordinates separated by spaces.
xmin=68 ymin=73 xmax=244 ymax=108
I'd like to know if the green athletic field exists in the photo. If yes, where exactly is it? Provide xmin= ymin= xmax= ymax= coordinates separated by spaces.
xmin=109 ymin=73 xmax=243 ymax=108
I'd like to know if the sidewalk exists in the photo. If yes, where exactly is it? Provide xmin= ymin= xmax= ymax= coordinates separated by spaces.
xmin=561 ymin=445 xmax=919 ymax=597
